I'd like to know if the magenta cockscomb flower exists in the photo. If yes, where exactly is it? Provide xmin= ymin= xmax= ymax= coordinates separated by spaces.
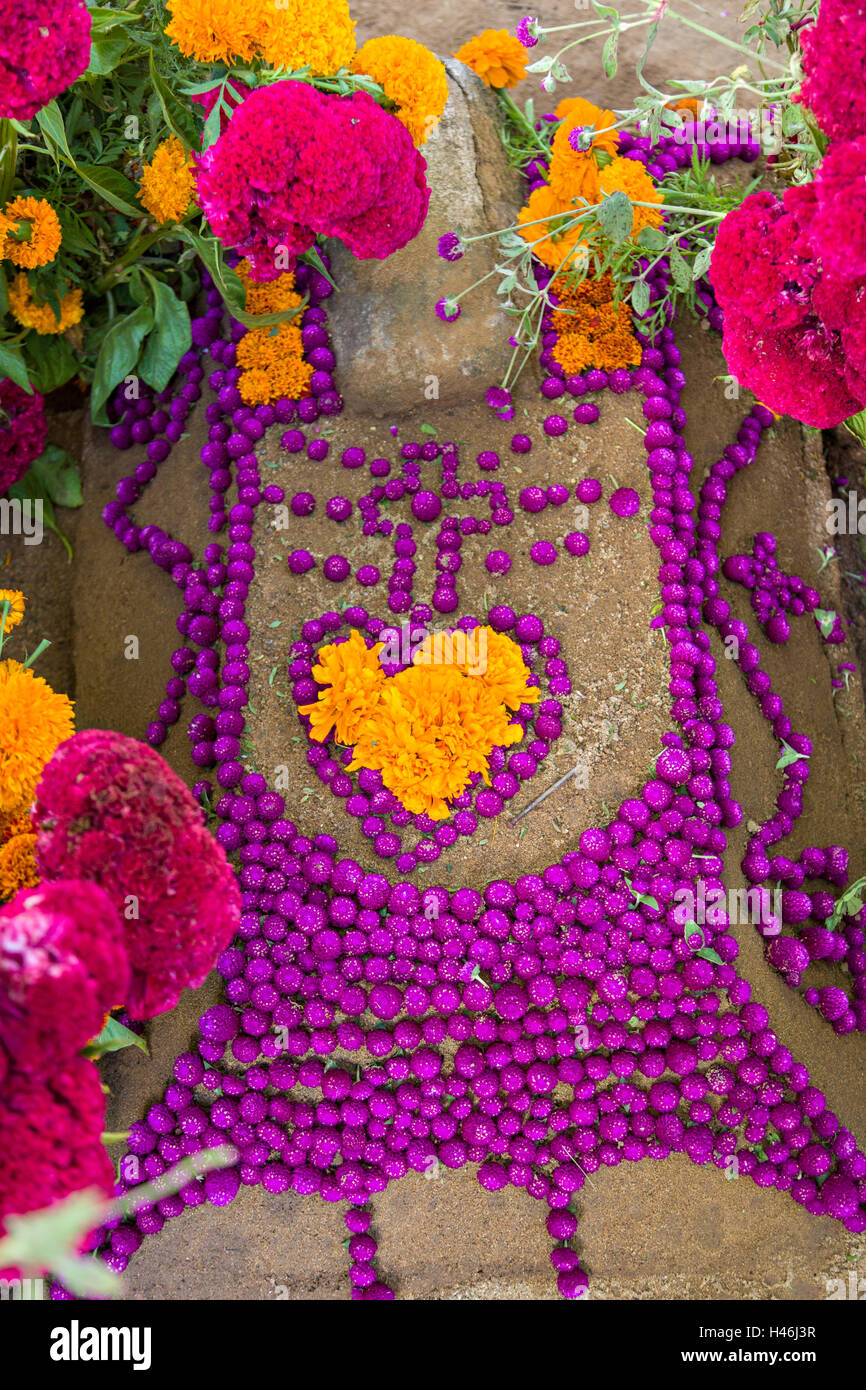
xmin=34 ymin=730 xmax=241 ymax=1020
xmin=710 ymin=185 xmax=866 ymax=426
xmin=0 ymin=378 xmax=46 ymax=497
xmin=0 ymin=880 xmax=128 ymax=1074
xmin=796 ymin=0 xmax=866 ymax=144
xmin=435 ymin=296 xmax=461 ymax=321
xmin=0 ymin=0 xmax=92 ymax=121
xmin=0 ymin=1058 xmax=112 ymax=1264
xmin=195 ymin=80 xmax=430 ymax=279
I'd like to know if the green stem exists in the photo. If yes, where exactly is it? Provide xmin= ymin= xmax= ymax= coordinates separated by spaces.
xmin=94 ymin=211 xmax=197 ymax=294
xmin=0 ymin=119 xmax=17 ymax=205
xmin=666 ymin=8 xmax=789 ymax=69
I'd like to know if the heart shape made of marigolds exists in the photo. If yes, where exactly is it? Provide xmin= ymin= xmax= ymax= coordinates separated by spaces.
xmin=287 ymin=608 xmax=572 ymax=874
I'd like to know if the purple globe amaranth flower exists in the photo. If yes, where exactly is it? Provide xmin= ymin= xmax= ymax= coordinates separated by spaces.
xmin=437 ymin=232 xmax=466 ymax=262
xmin=435 ymin=296 xmax=461 ymax=322
xmin=485 ymin=385 xmax=513 ymax=420
xmin=516 ymin=16 xmax=541 ymax=48
xmin=568 ymin=126 xmax=595 ymax=153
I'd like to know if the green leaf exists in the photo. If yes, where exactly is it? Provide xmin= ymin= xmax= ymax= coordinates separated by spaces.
xmin=814 ymin=607 xmax=837 ymax=638
xmin=776 ymin=739 xmax=807 ymax=770
xmin=630 ymin=278 xmax=650 ymax=316
xmin=0 ymin=1190 xmax=117 ymax=1293
xmin=9 ymin=468 xmax=69 ymax=558
xmin=35 ymin=101 xmax=73 ymax=161
xmin=81 ymin=1015 xmax=149 ymax=1060
xmin=636 ymin=225 xmax=667 ymax=251
xmin=25 ymin=334 xmax=79 ymax=395
xmin=304 ymin=243 xmax=339 ymax=293
xmin=149 ymin=52 xmax=200 ymax=148
xmin=697 ymin=945 xmax=725 ymax=966
xmin=85 ymin=35 xmax=130 ymax=76
xmin=0 ymin=340 xmax=33 ymax=392
xmin=90 ymin=302 xmax=154 ymax=425
xmin=668 ymin=245 xmax=692 ymax=292
xmin=692 ymin=245 xmax=712 ymax=280
xmin=595 ymin=189 xmax=633 ymax=243
xmin=74 ymin=163 xmax=142 ymax=218
xmin=30 ymin=444 xmax=83 ymax=509
xmin=526 ymin=55 xmax=554 ymax=73
xmin=602 ymin=31 xmax=618 ymax=78
xmin=179 ymin=227 xmax=305 ymax=327
xmin=138 ymin=276 xmax=192 ymax=393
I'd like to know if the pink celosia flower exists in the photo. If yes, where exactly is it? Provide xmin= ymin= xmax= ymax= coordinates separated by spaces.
xmin=34 ymin=730 xmax=241 ymax=1020
xmin=195 ymin=80 xmax=430 ymax=279
xmin=0 ymin=379 xmax=46 ymax=497
xmin=0 ymin=1057 xmax=112 ymax=1264
xmin=0 ymin=0 xmax=92 ymax=121
xmin=710 ymin=186 xmax=865 ymax=426
xmin=812 ymin=135 xmax=866 ymax=279
xmin=796 ymin=0 xmax=866 ymax=144
xmin=0 ymin=880 xmax=128 ymax=1074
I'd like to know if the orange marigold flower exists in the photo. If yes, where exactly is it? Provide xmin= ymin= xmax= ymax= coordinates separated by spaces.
xmin=236 ymin=323 xmax=311 ymax=405
xmin=349 ymin=664 xmax=522 ymax=820
xmin=550 ymin=270 xmax=641 ymax=375
xmin=0 ymin=197 xmax=62 ymax=269
xmin=236 ymin=263 xmax=310 ymax=404
xmin=237 ymin=260 xmax=301 ymax=314
xmin=0 ymin=829 xmax=38 ymax=900
xmin=299 ymin=629 xmax=386 ymax=746
xmin=139 ymin=137 xmax=196 ymax=225
xmin=258 ymin=0 xmax=356 ymax=75
xmin=352 ymin=35 xmax=448 ymax=145
xmin=0 ymin=589 xmax=26 ymax=637
xmin=8 ymin=273 xmax=83 ymax=335
xmin=548 ymin=98 xmax=618 ymax=202
xmin=598 ymin=156 xmax=664 ymax=239
xmin=517 ymin=184 xmax=592 ymax=273
xmin=0 ymin=659 xmax=74 ymax=819
xmin=164 ymin=0 xmax=263 ymax=64
xmin=454 ymin=28 xmax=528 ymax=88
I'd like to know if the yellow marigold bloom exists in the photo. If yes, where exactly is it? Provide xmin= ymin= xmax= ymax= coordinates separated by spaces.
xmin=299 ymin=630 xmax=386 ymax=746
xmin=548 ymin=98 xmax=618 ymax=203
xmin=235 ymin=263 xmax=311 ymax=404
xmin=517 ymin=184 xmax=592 ymax=273
xmin=551 ymin=270 xmax=641 ymax=375
xmin=8 ymin=273 xmax=83 ymax=335
xmin=0 ymin=659 xmax=74 ymax=819
xmin=0 ymin=197 xmax=62 ymax=269
xmin=139 ymin=137 xmax=196 ymax=225
xmin=164 ymin=0 xmax=262 ymax=64
xmin=475 ymin=628 xmax=541 ymax=711
xmin=236 ymin=322 xmax=312 ymax=405
xmin=237 ymin=260 xmax=300 ymax=314
xmin=598 ymin=156 xmax=663 ymax=240
xmin=349 ymin=664 xmax=523 ymax=820
xmin=454 ymin=28 xmax=528 ymax=88
xmin=0 ymin=829 xmax=38 ymax=900
xmin=352 ymin=36 xmax=448 ymax=145
xmin=413 ymin=626 xmax=538 ymax=712
xmin=259 ymin=0 xmax=356 ymax=76
xmin=0 ymin=589 xmax=26 ymax=637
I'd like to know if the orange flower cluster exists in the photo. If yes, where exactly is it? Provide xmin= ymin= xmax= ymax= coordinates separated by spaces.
xmin=517 ymin=98 xmax=663 ymax=275
xmin=235 ymin=260 xmax=312 ymax=406
xmin=454 ymin=29 xmax=528 ymax=88
xmin=0 ymin=811 xmax=38 ymax=901
xmin=550 ymin=270 xmax=641 ymax=375
xmin=299 ymin=626 xmax=539 ymax=819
